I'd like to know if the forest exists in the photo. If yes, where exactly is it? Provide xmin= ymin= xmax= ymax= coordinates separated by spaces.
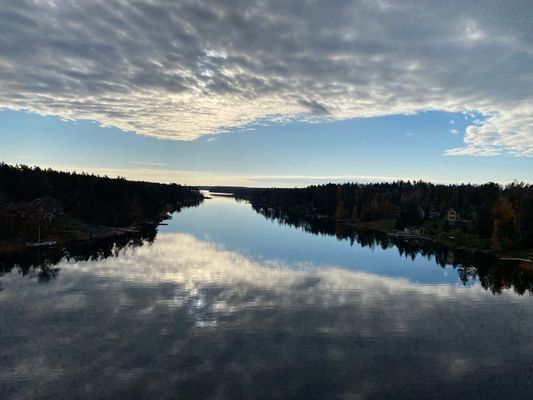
xmin=211 ymin=181 xmax=533 ymax=253
xmin=0 ymin=163 xmax=203 ymax=244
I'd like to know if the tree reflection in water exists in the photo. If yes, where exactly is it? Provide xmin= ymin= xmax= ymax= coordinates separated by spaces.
xmin=3 ymin=207 xmax=533 ymax=296
xmin=0 ymin=226 xmax=157 ymax=284
xmin=255 ymin=206 xmax=533 ymax=295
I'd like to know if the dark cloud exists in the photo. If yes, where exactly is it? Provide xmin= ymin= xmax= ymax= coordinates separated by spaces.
xmin=0 ymin=0 xmax=532 ymax=153
xmin=298 ymin=99 xmax=330 ymax=115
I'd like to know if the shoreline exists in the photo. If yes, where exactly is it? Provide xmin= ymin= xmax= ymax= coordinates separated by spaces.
xmin=0 ymin=222 xmax=157 ymax=255
xmin=346 ymin=220 xmax=533 ymax=262
xmin=0 ymin=197 xmax=204 ymax=256
xmin=246 ymin=199 xmax=533 ymax=263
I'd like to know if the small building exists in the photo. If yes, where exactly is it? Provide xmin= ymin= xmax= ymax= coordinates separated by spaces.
xmin=446 ymin=208 xmax=459 ymax=223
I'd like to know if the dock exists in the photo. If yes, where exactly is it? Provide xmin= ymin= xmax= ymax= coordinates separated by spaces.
xmin=500 ymin=257 xmax=532 ymax=263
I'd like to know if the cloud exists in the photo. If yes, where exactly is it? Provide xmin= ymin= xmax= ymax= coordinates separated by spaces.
xmin=444 ymin=146 xmax=501 ymax=157
xmin=0 ymin=1 xmax=532 ymax=155
xmin=20 ymin=162 xmax=451 ymax=186
xmin=130 ymin=161 xmax=167 ymax=167
xmin=298 ymin=99 xmax=330 ymax=116
xmin=450 ymin=129 xmax=459 ymax=135
xmin=242 ymin=173 xmax=434 ymax=183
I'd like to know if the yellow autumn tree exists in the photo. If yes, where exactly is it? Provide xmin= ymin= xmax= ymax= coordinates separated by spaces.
xmin=491 ymin=196 xmax=518 ymax=252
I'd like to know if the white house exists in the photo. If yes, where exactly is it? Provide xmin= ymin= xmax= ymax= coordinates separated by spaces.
xmin=446 ymin=208 xmax=458 ymax=223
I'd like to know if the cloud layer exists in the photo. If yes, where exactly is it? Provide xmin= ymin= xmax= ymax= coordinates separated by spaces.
xmin=1 ymin=0 xmax=532 ymax=155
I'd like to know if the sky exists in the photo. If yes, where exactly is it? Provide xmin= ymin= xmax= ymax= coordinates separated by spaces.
xmin=1 ymin=0 xmax=532 ymax=186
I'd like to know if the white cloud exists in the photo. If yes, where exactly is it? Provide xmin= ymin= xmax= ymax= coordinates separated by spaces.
xmin=450 ymin=129 xmax=459 ymax=135
xmin=444 ymin=147 xmax=501 ymax=157
xmin=6 ymin=161 xmax=461 ymax=186
xmin=0 ymin=0 xmax=532 ymax=156
xmin=130 ymin=161 xmax=168 ymax=167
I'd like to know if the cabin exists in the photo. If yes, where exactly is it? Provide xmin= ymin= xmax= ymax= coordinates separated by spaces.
xmin=445 ymin=208 xmax=459 ymax=223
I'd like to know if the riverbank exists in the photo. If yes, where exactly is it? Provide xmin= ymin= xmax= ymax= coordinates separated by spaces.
xmin=0 ymin=197 xmax=204 ymax=255
xmin=345 ymin=218 xmax=533 ymax=262
xmin=1 ymin=220 xmax=152 ymax=254
xmin=0 ymin=163 xmax=205 ymax=253
xmin=243 ymin=196 xmax=532 ymax=262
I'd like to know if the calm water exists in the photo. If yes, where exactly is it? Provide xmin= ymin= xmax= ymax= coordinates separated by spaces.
xmin=1 ymin=195 xmax=533 ymax=399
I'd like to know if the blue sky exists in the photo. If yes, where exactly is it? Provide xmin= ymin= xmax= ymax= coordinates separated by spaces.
xmin=1 ymin=1 xmax=532 ymax=185
xmin=1 ymin=109 xmax=531 ymax=186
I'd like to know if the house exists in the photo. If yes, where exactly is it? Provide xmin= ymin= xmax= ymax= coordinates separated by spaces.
xmin=445 ymin=208 xmax=459 ymax=223
xmin=32 ymin=197 xmax=63 ymax=222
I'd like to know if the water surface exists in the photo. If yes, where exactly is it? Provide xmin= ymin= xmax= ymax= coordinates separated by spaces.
xmin=1 ymin=195 xmax=532 ymax=399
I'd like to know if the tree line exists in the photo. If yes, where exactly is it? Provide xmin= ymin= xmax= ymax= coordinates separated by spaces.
xmin=0 ymin=163 xmax=203 ymax=241
xmin=212 ymin=181 xmax=533 ymax=252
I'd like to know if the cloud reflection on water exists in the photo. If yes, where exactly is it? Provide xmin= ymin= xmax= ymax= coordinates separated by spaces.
xmin=1 ymin=232 xmax=533 ymax=399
